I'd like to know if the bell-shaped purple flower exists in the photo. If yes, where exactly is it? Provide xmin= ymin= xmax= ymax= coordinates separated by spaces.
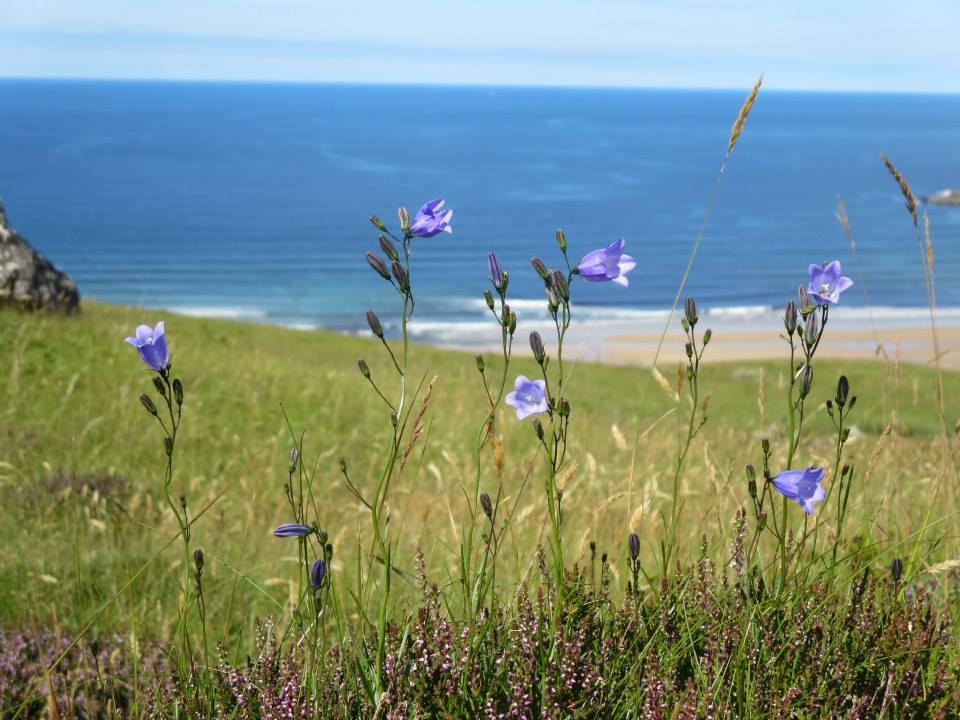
xmin=274 ymin=523 xmax=314 ymax=538
xmin=576 ymin=238 xmax=636 ymax=287
xmin=505 ymin=375 xmax=548 ymax=420
xmin=807 ymin=261 xmax=853 ymax=305
xmin=409 ymin=199 xmax=453 ymax=238
xmin=771 ymin=467 xmax=826 ymax=515
xmin=310 ymin=558 xmax=327 ymax=589
xmin=124 ymin=321 xmax=169 ymax=371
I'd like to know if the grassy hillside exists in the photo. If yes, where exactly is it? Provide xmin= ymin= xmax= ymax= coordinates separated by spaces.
xmin=1 ymin=300 xmax=957 ymax=643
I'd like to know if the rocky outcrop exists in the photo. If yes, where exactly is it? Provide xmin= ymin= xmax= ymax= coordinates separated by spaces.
xmin=0 ymin=199 xmax=80 ymax=312
xmin=922 ymin=189 xmax=960 ymax=206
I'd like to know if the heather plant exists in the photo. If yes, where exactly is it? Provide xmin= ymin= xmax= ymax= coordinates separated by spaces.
xmin=9 ymin=78 xmax=960 ymax=718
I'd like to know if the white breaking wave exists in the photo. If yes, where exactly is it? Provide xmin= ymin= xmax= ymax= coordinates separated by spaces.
xmin=166 ymin=306 xmax=269 ymax=320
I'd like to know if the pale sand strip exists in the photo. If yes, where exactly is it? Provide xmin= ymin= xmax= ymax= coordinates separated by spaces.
xmin=595 ymin=324 xmax=960 ymax=369
xmin=438 ymin=318 xmax=960 ymax=370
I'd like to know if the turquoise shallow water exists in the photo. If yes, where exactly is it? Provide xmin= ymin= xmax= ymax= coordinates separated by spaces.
xmin=1 ymin=80 xmax=958 ymax=341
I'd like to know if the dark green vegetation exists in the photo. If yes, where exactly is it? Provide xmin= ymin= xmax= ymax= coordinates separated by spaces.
xmin=1 ymin=301 xmax=958 ymax=717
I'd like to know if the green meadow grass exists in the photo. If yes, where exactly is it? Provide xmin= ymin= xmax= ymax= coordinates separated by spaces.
xmin=2 ymin=300 xmax=957 ymax=650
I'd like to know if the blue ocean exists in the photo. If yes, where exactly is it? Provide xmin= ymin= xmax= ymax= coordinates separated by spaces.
xmin=1 ymin=80 xmax=959 ymax=341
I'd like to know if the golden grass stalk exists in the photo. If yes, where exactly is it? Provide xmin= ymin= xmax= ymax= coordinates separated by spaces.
xmin=835 ymin=194 xmax=882 ymax=354
xmin=401 ymin=375 xmax=438 ymax=471
xmin=879 ymin=153 xmax=918 ymax=227
xmin=727 ymin=75 xmax=763 ymax=155
xmin=651 ymin=365 xmax=679 ymax=403
xmin=628 ymin=76 xmax=763 ymax=549
xmin=879 ymin=157 xmax=943 ymax=422
xmin=758 ymin=366 xmax=765 ymax=427
xmin=880 ymin=160 xmax=957 ymax=582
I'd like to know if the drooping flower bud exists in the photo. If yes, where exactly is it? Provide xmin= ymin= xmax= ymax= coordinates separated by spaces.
xmin=139 ymin=393 xmax=158 ymax=416
xmin=761 ymin=437 xmax=770 ymax=454
xmin=799 ymin=365 xmax=814 ymax=398
xmin=475 ymin=354 xmax=485 ymax=373
xmin=628 ymin=532 xmax=640 ymax=561
xmin=530 ymin=257 xmax=550 ymax=280
xmin=508 ymin=312 xmax=517 ymax=336
xmin=529 ymin=332 xmax=546 ymax=364
xmin=480 ymin=492 xmax=493 ymax=519
xmin=379 ymin=235 xmax=399 ymax=262
xmin=746 ymin=464 xmax=757 ymax=498
xmin=338 ymin=457 xmax=348 ymax=474
xmin=891 ymin=556 xmax=903 ymax=582
xmin=172 ymin=378 xmax=183 ymax=406
xmin=483 ymin=290 xmax=495 ymax=310
xmin=559 ymin=399 xmax=570 ymax=417
xmin=487 ymin=252 xmax=503 ymax=290
xmin=784 ymin=301 xmax=798 ymax=335
xmin=804 ymin=312 xmax=819 ymax=347
xmin=288 ymin=446 xmax=299 ymax=474
xmin=153 ymin=376 xmax=166 ymax=395
xmin=357 ymin=358 xmax=370 ymax=378
xmin=836 ymin=375 xmax=849 ymax=408
xmin=164 ymin=436 xmax=173 ymax=456
xmin=684 ymin=297 xmax=698 ymax=327
xmin=366 ymin=310 xmax=384 ymax=339
xmin=555 ymin=229 xmax=567 ymax=253
xmin=703 ymin=329 xmax=712 ymax=345
xmin=310 ymin=558 xmax=327 ymax=590
xmin=533 ymin=418 xmax=545 ymax=440
xmin=366 ymin=252 xmax=391 ymax=281
xmin=798 ymin=284 xmax=812 ymax=315
xmin=550 ymin=270 xmax=570 ymax=301
xmin=546 ymin=287 xmax=560 ymax=314
xmin=369 ymin=214 xmax=386 ymax=231
xmin=274 ymin=523 xmax=313 ymax=538
xmin=391 ymin=261 xmax=409 ymax=291
xmin=397 ymin=206 xmax=410 ymax=233
xmin=193 ymin=548 xmax=204 ymax=573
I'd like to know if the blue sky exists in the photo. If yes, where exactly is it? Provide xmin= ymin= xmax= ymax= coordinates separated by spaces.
xmin=1 ymin=1 xmax=957 ymax=92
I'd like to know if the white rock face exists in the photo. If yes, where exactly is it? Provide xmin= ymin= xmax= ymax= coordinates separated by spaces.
xmin=0 ymin=199 xmax=80 ymax=312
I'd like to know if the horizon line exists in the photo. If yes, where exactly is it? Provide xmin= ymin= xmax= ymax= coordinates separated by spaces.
xmin=3 ymin=74 xmax=960 ymax=97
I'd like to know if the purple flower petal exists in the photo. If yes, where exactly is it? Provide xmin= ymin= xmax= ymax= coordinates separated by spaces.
xmin=125 ymin=321 xmax=170 ymax=371
xmin=274 ymin=523 xmax=314 ymax=538
xmin=577 ymin=238 xmax=634 ymax=286
xmin=409 ymin=199 xmax=454 ymax=238
xmin=505 ymin=375 xmax=548 ymax=420
xmin=807 ymin=260 xmax=853 ymax=306
xmin=310 ymin=558 xmax=327 ymax=589
xmin=771 ymin=467 xmax=826 ymax=515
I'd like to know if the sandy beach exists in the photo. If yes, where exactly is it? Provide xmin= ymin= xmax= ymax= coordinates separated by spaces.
xmin=416 ymin=309 xmax=960 ymax=370
xmin=599 ymin=323 xmax=960 ymax=369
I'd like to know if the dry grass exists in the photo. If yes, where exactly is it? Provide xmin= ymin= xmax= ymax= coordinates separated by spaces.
xmin=727 ymin=74 xmax=763 ymax=155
